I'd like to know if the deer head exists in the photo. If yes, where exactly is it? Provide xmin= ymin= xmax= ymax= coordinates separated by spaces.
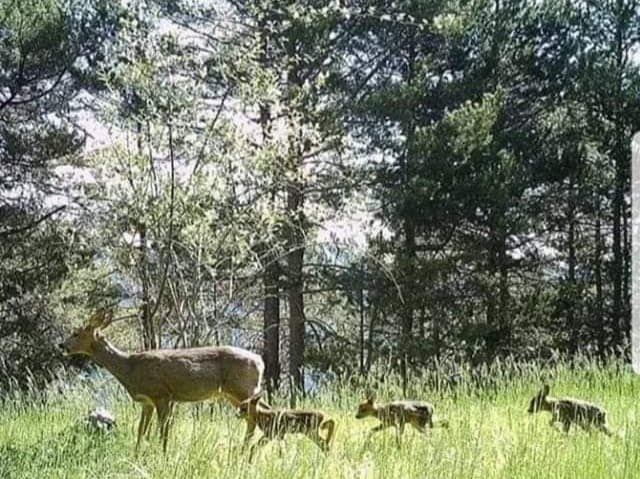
xmin=355 ymin=391 xmax=377 ymax=419
xmin=237 ymin=391 xmax=264 ymax=419
xmin=59 ymin=309 xmax=114 ymax=356
xmin=527 ymin=384 xmax=551 ymax=414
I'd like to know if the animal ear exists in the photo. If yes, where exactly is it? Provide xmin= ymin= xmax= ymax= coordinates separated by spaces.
xmin=88 ymin=310 xmax=105 ymax=328
xmin=365 ymin=389 xmax=376 ymax=402
xmin=542 ymin=384 xmax=550 ymax=396
xmin=88 ymin=309 xmax=114 ymax=329
xmin=101 ymin=309 xmax=114 ymax=329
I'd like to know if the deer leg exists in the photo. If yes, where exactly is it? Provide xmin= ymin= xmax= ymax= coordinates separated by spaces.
xmin=578 ymin=421 xmax=592 ymax=433
xmin=277 ymin=440 xmax=284 ymax=458
xmin=561 ymin=420 xmax=571 ymax=433
xmin=242 ymin=420 xmax=257 ymax=451
xmin=389 ymin=421 xmax=405 ymax=449
xmin=596 ymin=423 xmax=614 ymax=436
xmin=156 ymin=400 xmax=174 ymax=454
xmin=395 ymin=422 xmax=405 ymax=449
xmin=368 ymin=423 xmax=388 ymax=438
xmin=307 ymin=430 xmax=327 ymax=452
xmin=136 ymin=404 xmax=154 ymax=454
xmin=315 ymin=438 xmax=329 ymax=453
xmin=548 ymin=410 xmax=560 ymax=429
xmin=249 ymin=436 xmax=270 ymax=462
xmin=411 ymin=422 xmax=428 ymax=435
xmin=142 ymin=404 xmax=154 ymax=439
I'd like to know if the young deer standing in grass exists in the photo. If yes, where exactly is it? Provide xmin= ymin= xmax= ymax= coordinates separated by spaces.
xmin=59 ymin=309 xmax=264 ymax=454
xmin=238 ymin=393 xmax=335 ymax=460
xmin=355 ymin=393 xmax=448 ymax=447
xmin=527 ymin=384 xmax=614 ymax=435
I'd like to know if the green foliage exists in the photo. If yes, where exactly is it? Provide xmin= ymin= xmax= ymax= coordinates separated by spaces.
xmin=0 ymin=0 xmax=124 ymax=389
xmin=1 ymin=0 xmax=638 ymax=391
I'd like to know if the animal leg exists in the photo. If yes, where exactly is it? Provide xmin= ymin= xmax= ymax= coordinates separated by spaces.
xmin=142 ymin=405 xmax=154 ymax=439
xmin=561 ymin=420 xmax=571 ymax=434
xmin=136 ymin=404 xmax=154 ymax=455
xmin=319 ymin=419 xmax=335 ymax=451
xmin=308 ymin=430 xmax=328 ymax=452
xmin=369 ymin=424 xmax=388 ymax=435
xmin=395 ymin=422 xmax=405 ymax=449
xmin=578 ymin=421 xmax=593 ymax=433
xmin=278 ymin=440 xmax=284 ymax=458
xmin=242 ymin=420 xmax=257 ymax=452
xmin=249 ymin=436 xmax=270 ymax=462
xmin=596 ymin=423 xmax=614 ymax=437
xmin=156 ymin=400 xmax=174 ymax=454
xmin=367 ymin=423 xmax=388 ymax=442
xmin=411 ymin=422 xmax=429 ymax=436
xmin=548 ymin=410 xmax=560 ymax=429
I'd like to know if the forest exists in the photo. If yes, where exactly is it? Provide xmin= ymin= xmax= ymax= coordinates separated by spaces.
xmin=3 ymin=1 xmax=640 ymax=478
xmin=1 ymin=0 xmax=639 ymax=398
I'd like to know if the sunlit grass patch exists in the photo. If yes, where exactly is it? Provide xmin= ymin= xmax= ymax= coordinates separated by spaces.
xmin=1 ymin=357 xmax=639 ymax=479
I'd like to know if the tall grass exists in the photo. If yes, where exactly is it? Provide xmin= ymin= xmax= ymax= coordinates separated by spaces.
xmin=1 ymin=356 xmax=639 ymax=479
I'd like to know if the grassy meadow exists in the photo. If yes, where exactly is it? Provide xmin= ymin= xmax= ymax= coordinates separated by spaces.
xmin=2 ymin=357 xmax=640 ymax=479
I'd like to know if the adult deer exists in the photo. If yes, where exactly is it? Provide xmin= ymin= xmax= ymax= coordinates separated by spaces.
xmin=59 ymin=309 xmax=264 ymax=453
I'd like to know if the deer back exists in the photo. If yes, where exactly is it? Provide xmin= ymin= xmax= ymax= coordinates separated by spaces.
xmin=121 ymin=345 xmax=264 ymax=404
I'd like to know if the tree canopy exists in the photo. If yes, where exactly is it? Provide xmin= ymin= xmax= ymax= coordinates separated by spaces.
xmin=0 ymin=0 xmax=638 ymax=395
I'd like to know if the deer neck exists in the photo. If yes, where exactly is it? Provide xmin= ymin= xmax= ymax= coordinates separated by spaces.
xmin=256 ymin=404 xmax=277 ymax=420
xmin=91 ymin=336 xmax=132 ymax=387
xmin=542 ymin=396 xmax=556 ymax=411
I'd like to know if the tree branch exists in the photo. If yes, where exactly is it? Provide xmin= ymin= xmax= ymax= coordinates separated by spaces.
xmin=0 ymin=205 xmax=66 ymax=238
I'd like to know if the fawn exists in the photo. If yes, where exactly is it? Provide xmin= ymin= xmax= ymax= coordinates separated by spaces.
xmin=527 ymin=384 xmax=614 ymax=435
xmin=355 ymin=393 xmax=448 ymax=447
xmin=238 ymin=393 xmax=335 ymax=459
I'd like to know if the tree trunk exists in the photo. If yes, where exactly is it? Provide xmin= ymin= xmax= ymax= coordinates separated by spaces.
xmin=595 ymin=203 xmax=605 ymax=356
xmin=432 ymin=308 xmax=441 ymax=360
xmin=365 ymin=299 xmax=378 ymax=374
xmin=257 ymin=47 xmax=281 ymax=394
xmin=286 ymin=138 xmax=305 ymax=397
xmin=358 ymin=274 xmax=365 ymax=375
xmin=400 ymin=215 xmax=416 ymax=397
xmin=612 ymin=143 xmax=624 ymax=349
xmin=567 ymin=175 xmax=578 ymax=353
xmin=138 ymin=222 xmax=158 ymax=350
xmin=263 ymin=255 xmax=281 ymax=395
xmin=622 ymin=189 xmax=630 ymax=342
xmin=286 ymin=232 xmax=305 ymax=397
xmin=593 ymin=194 xmax=607 ymax=356
xmin=497 ymin=232 xmax=510 ymax=349
xmin=398 ymin=46 xmax=418 ymax=398
xmin=284 ymin=35 xmax=307 ymax=400
xmin=611 ymin=4 xmax=626 ymax=350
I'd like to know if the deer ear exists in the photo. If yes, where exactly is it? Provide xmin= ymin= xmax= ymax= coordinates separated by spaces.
xmin=366 ymin=389 xmax=376 ymax=402
xmin=101 ymin=309 xmax=114 ymax=329
xmin=542 ymin=384 xmax=550 ymax=396
xmin=88 ymin=310 xmax=105 ymax=328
